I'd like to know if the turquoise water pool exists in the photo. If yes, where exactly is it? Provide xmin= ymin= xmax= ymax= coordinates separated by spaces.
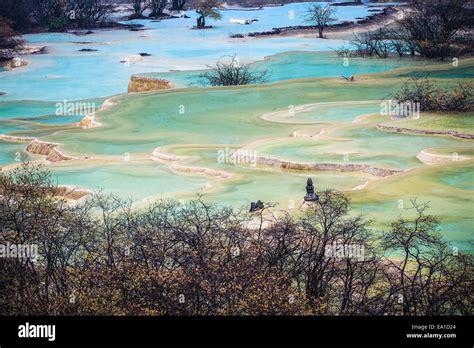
xmin=0 ymin=3 xmax=374 ymax=102
xmin=145 ymin=52 xmax=429 ymax=87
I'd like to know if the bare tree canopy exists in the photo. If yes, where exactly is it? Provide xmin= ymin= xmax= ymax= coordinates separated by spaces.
xmin=399 ymin=0 xmax=472 ymax=59
xmin=129 ymin=0 xmax=150 ymax=18
xmin=0 ymin=164 xmax=472 ymax=315
xmin=197 ymin=55 xmax=268 ymax=86
xmin=171 ymin=0 xmax=187 ymax=11
xmin=149 ymin=0 xmax=167 ymax=17
xmin=69 ymin=0 xmax=114 ymax=28
xmin=305 ymin=3 xmax=337 ymax=39
xmin=336 ymin=0 xmax=473 ymax=60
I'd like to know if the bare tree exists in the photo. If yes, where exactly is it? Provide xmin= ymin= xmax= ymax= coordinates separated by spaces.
xmin=68 ymin=0 xmax=113 ymax=28
xmin=171 ymin=0 xmax=186 ymax=11
xmin=305 ymin=3 xmax=337 ymax=39
xmin=381 ymin=200 xmax=473 ymax=315
xmin=398 ymin=0 xmax=472 ymax=60
xmin=351 ymin=29 xmax=393 ymax=58
xmin=149 ymin=0 xmax=167 ymax=17
xmin=196 ymin=55 xmax=268 ymax=86
xmin=32 ymin=0 xmax=69 ymax=28
xmin=195 ymin=0 xmax=222 ymax=29
xmin=129 ymin=0 xmax=150 ymax=19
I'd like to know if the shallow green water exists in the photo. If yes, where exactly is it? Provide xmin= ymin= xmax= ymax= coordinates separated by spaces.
xmin=350 ymin=161 xmax=474 ymax=251
xmin=398 ymin=65 xmax=474 ymax=79
xmin=49 ymin=160 xmax=209 ymax=201
xmin=143 ymin=52 xmax=431 ymax=87
xmin=0 ymin=140 xmax=34 ymax=164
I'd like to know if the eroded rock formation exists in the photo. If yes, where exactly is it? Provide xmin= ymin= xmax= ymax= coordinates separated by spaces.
xmin=26 ymin=140 xmax=73 ymax=162
xmin=128 ymin=76 xmax=173 ymax=93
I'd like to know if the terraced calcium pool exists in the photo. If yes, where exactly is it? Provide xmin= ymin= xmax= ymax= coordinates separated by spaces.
xmin=48 ymin=160 xmax=209 ymax=203
xmin=348 ymin=161 xmax=474 ymax=251
xmin=256 ymin=122 xmax=471 ymax=169
xmin=21 ymin=58 xmax=469 ymax=251
xmin=143 ymin=52 xmax=430 ymax=87
xmin=0 ymin=5 xmax=472 ymax=253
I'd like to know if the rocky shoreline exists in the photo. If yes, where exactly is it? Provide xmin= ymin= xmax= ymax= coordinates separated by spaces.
xmin=377 ymin=124 xmax=474 ymax=140
xmin=231 ymin=6 xmax=400 ymax=39
xmin=0 ymin=45 xmax=46 ymax=73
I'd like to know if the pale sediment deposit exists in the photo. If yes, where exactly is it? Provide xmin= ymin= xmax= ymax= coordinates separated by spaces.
xmin=170 ymin=163 xmax=232 ymax=179
xmin=416 ymin=149 xmax=470 ymax=165
xmin=100 ymin=98 xmax=116 ymax=111
xmin=352 ymin=181 xmax=369 ymax=191
xmin=79 ymin=114 xmax=101 ymax=129
xmin=151 ymin=147 xmax=232 ymax=179
xmin=151 ymin=147 xmax=186 ymax=162
xmin=293 ymin=129 xmax=324 ymax=138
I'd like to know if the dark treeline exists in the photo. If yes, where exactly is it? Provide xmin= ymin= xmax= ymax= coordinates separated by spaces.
xmin=0 ymin=0 xmax=115 ymax=32
xmin=0 ymin=17 xmax=24 ymax=62
xmin=0 ymin=0 xmax=187 ymax=32
xmin=0 ymin=164 xmax=472 ymax=315
xmin=337 ymin=0 xmax=474 ymax=60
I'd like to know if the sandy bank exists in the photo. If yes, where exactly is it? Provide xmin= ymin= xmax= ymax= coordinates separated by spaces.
xmin=0 ymin=135 xmax=36 ymax=143
xmin=293 ymin=129 xmax=325 ymax=139
xmin=416 ymin=149 xmax=470 ymax=165
xmin=151 ymin=147 xmax=186 ymax=162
